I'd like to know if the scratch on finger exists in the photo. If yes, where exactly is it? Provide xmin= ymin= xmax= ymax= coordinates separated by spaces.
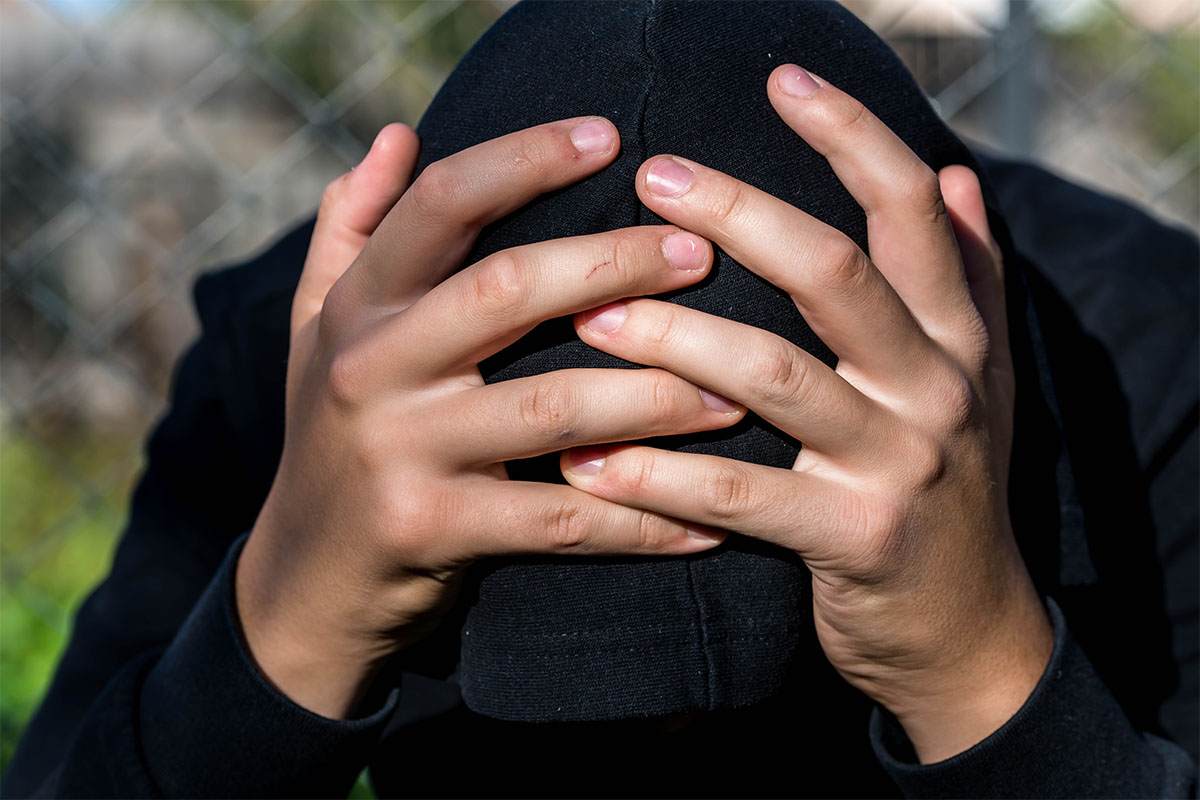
xmin=586 ymin=260 xmax=612 ymax=280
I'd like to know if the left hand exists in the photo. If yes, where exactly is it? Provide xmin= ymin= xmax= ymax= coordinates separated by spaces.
xmin=561 ymin=65 xmax=1053 ymax=763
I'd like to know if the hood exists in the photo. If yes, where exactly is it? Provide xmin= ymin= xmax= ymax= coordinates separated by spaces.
xmin=408 ymin=0 xmax=1074 ymax=722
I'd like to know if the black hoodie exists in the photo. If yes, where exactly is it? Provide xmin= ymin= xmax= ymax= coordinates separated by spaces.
xmin=4 ymin=2 xmax=1196 ymax=797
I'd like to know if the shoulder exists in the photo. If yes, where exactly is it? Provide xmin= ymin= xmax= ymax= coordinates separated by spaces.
xmin=979 ymin=152 xmax=1198 ymax=464
xmin=193 ymin=217 xmax=314 ymax=333
xmin=980 ymin=153 xmax=1199 ymax=759
xmin=186 ymin=216 xmax=314 ymax=489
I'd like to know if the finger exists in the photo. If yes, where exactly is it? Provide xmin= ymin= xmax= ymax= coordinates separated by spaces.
xmin=635 ymin=155 xmax=937 ymax=387
xmin=574 ymin=299 xmax=884 ymax=458
xmin=445 ymin=481 xmax=726 ymax=562
xmin=561 ymin=445 xmax=852 ymax=562
xmin=294 ymin=123 xmax=419 ymax=337
xmin=438 ymin=368 xmax=744 ymax=465
xmin=939 ymin=166 xmax=1008 ymax=367
xmin=337 ymin=117 xmax=620 ymax=312
xmin=766 ymin=65 xmax=978 ymax=341
xmin=394 ymin=226 xmax=711 ymax=379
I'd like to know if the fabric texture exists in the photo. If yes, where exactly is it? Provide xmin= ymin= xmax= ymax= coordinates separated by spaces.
xmin=26 ymin=535 xmax=397 ymax=799
xmin=411 ymin=0 xmax=1077 ymax=723
xmin=3 ymin=2 xmax=1197 ymax=797
xmin=872 ymin=600 xmax=1195 ymax=798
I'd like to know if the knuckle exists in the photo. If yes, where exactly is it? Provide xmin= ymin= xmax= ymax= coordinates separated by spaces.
xmin=635 ymin=511 xmax=668 ymax=551
xmin=709 ymin=181 xmax=752 ymax=233
xmin=901 ymin=167 xmax=948 ymax=227
xmin=471 ymin=252 xmax=526 ymax=315
xmin=853 ymin=492 xmax=906 ymax=563
xmin=813 ymin=235 xmax=869 ymax=297
xmin=701 ymin=462 xmax=752 ymax=522
xmin=645 ymin=305 xmax=683 ymax=350
xmin=519 ymin=374 xmax=575 ymax=440
xmin=509 ymin=129 xmax=557 ymax=174
xmin=384 ymin=484 xmax=448 ymax=553
xmin=324 ymin=343 xmax=374 ymax=408
xmin=606 ymin=230 xmax=647 ymax=286
xmin=749 ymin=337 xmax=813 ymax=408
xmin=933 ymin=367 xmax=979 ymax=434
xmin=829 ymin=97 xmax=870 ymax=137
xmin=961 ymin=312 xmax=993 ymax=372
xmin=545 ymin=502 xmax=590 ymax=549
xmin=408 ymin=162 xmax=464 ymax=220
xmin=317 ymin=278 xmax=354 ymax=338
xmin=616 ymin=450 xmax=657 ymax=498
xmin=646 ymin=370 xmax=681 ymax=420
xmin=905 ymin=432 xmax=948 ymax=491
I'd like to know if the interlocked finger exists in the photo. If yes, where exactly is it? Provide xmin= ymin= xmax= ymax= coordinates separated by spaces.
xmin=445 ymin=481 xmax=726 ymax=563
xmin=635 ymin=155 xmax=938 ymax=388
xmin=766 ymin=65 xmax=981 ymax=345
xmin=391 ymin=226 xmax=711 ymax=380
xmin=575 ymin=299 xmax=885 ymax=458
xmin=437 ymin=368 xmax=744 ymax=466
xmin=562 ymin=446 xmax=853 ymax=562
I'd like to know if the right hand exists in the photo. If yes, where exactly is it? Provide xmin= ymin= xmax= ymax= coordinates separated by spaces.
xmin=235 ymin=118 xmax=742 ymax=719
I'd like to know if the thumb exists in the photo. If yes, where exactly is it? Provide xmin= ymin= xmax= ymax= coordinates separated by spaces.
xmin=293 ymin=123 xmax=420 ymax=334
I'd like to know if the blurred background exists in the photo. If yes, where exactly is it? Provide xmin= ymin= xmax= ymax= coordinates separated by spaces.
xmin=1 ymin=0 xmax=1197 ymax=776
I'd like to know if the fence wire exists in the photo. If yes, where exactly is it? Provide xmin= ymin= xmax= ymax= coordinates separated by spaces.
xmin=1 ymin=0 xmax=1197 ymax=772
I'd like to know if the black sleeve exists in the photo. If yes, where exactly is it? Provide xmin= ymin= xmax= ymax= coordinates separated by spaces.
xmin=0 ymin=222 xmax=390 ymax=798
xmin=3 ymin=274 xmax=251 ymax=796
xmin=869 ymin=599 xmax=1197 ymax=798
xmin=34 ymin=535 xmax=397 ymax=799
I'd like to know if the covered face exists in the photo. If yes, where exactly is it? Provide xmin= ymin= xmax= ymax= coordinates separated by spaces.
xmin=409 ymin=0 xmax=1019 ymax=722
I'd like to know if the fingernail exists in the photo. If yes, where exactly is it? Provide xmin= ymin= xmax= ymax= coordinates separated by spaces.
xmin=581 ymin=302 xmax=627 ymax=333
xmin=687 ymin=527 xmax=725 ymax=544
xmin=566 ymin=447 xmax=607 ymax=475
xmin=646 ymin=158 xmax=694 ymax=197
xmin=570 ymin=119 xmax=615 ymax=155
xmin=699 ymin=389 xmax=739 ymax=413
xmin=779 ymin=65 xmax=820 ymax=98
xmin=661 ymin=232 xmax=705 ymax=271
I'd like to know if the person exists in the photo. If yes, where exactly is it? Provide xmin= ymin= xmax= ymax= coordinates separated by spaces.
xmin=4 ymin=2 xmax=1196 ymax=797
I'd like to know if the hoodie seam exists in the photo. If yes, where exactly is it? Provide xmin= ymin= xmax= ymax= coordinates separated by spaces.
xmin=634 ymin=0 xmax=655 ymax=229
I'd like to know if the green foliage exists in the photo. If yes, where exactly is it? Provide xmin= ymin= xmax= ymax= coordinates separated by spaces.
xmin=0 ymin=431 xmax=133 ymax=772
xmin=349 ymin=770 xmax=378 ymax=799
xmin=1047 ymin=11 xmax=1199 ymax=155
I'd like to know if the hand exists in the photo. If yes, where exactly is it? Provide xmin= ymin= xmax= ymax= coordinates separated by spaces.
xmin=237 ymin=118 xmax=740 ymax=719
xmin=561 ymin=67 xmax=1053 ymax=763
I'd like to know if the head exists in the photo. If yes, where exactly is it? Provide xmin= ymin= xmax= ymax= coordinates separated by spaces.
xmin=408 ymin=0 xmax=1023 ymax=722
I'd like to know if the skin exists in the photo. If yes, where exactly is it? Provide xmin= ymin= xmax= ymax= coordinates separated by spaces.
xmin=563 ymin=66 xmax=1053 ymax=762
xmin=238 ymin=117 xmax=737 ymax=721
xmin=238 ymin=67 xmax=1053 ymax=766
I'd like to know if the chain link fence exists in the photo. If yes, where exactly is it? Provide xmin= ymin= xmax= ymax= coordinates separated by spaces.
xmin=2 ymin=0 xmax=1197 ymax=773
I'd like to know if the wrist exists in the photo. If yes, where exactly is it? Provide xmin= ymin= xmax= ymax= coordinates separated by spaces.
xmin=884 ymin=584 xmax=1053 ymax=764
xmin=235 ymin=522 xmax=393 ymax=720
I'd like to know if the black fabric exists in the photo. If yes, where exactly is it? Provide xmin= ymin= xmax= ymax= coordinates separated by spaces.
xmin=415 ymin=0 xmax=1077 ymax=724
xmin=29 ymin=536 xmax=397 ymax=800
xmin=3 ymin=1 xmax=1197 ymax=797
xmin=871 ymin=600 xmax=1195 ymax=798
